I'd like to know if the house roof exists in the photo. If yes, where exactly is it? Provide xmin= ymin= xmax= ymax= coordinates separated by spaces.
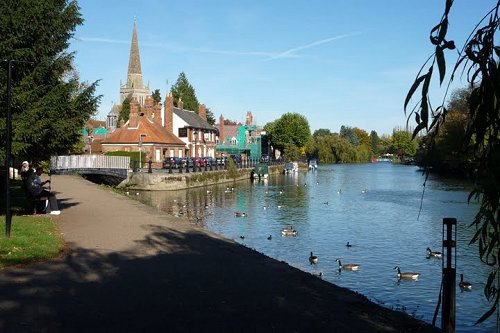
xmin=82 ymin=127 xmax=108 ymax=136
xmin=108 ymin=104 xmax=121 ymax=117
xmin=173 ymin=107 xmax=216 ymax=131
xmin=102 ymin=116 xmax=185 ymax=146
xmin=222 ymin=124 xmax=239 ymax=139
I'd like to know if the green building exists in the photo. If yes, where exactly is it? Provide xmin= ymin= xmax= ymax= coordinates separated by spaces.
xmin=216 ymin=112 xmax=263 ymax=160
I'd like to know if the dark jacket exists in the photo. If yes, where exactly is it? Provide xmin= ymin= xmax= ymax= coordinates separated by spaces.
xmin=24 ymin=169 xmax=43 ymax=198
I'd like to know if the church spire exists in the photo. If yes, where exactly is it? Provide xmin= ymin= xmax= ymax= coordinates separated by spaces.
xmin=120 ymin=18 xmax=150 ymax=106
xmin=126 ymin=18 xmax=144 ymax=89
xmin=128 ymin=18 xmax=142 ymax=76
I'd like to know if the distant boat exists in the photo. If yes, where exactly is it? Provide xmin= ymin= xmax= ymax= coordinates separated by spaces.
xmin=308 ymin=159 xmax=318 ymax=170
xmin=284 ymin=162 xmax=299 ymax=174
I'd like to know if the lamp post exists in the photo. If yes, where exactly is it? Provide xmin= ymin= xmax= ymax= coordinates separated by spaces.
xmin=138 ymin=134 xmax=146 ymax=171
xmin=194 ymin=130 xmax=197 ymax=159
xmin=3 ymin=59 xmax=32 ymax=238
xmin=88 ymin=136 xmax=93 ymax=155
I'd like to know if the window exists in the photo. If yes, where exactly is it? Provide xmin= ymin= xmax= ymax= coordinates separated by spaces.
xmin=178 ymin=128 xmax=187 ymax=137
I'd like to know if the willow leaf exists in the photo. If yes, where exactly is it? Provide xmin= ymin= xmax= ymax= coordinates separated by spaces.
xmin=436 ymin=46 xmax=446 ymax=84
xmin=475 ymin=305 xmax=496 ymax=325
xmin=404 ymin=74 xmax=427 ymax=111
xmin=438 ymin=18 xmax=448 ymax=42
xmin=412 ymin=122 xmax=426 ymax=139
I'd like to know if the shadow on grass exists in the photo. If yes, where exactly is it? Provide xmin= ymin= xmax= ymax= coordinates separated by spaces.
xmin=0 ymin=224 xmax=439 ymax=333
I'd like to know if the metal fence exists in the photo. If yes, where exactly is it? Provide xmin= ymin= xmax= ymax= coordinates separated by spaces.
xmin=50 ymin=155 xmax=130 ymax=171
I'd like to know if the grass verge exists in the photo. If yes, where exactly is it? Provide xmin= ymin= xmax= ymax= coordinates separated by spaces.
xmin=0 ymin=215 xmax=65 ymax=269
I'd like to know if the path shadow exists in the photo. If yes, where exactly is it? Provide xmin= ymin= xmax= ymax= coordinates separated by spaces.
xmin=0 ymin=225 xmax=439 ymax=333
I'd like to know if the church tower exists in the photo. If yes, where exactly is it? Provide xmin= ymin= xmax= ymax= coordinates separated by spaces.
xmin=119 ymin=19 xmax=150 ymax=106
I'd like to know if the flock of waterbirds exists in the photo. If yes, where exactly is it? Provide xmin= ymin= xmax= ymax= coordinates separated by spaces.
xmin=228 ymin=185 xmax=472 ymax=290
xmin=237 ymin=225 xmax=473 ymax=289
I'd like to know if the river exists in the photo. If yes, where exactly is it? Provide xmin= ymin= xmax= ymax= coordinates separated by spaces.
xmin=134 ymin=162 xmax=498 ymax=332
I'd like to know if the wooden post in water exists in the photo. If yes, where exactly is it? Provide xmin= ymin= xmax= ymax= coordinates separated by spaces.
xmin=442 ymin=217 xmax=457 ymax=333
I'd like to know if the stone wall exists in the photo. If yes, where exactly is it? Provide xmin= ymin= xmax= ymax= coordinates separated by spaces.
xmin=118 ymin=166 xmax=282 ymax=191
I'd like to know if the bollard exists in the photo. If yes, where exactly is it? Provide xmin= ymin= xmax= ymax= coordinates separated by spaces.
xmin=442 ymin=217 xmax=457 ymax=333
xmin=186 ymin=162 xmax=189 ymax=173
xmin=169 ymin=162 xmax=172 ymax=174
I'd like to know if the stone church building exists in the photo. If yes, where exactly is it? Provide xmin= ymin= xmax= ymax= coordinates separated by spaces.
xmin=102 ymin=19 xmax=217 ymax=166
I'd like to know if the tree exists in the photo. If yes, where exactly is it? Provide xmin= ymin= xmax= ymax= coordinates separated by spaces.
xmin=205 ymin=107 xmax=216 ymax=125
xmin=391 ymin=130 xmax=418 ymax=157
xmin=0 ymin=0 xmax=100 ymax=163
xmin=370 ymin=130 xmax=381 ymax=156
xmin=170 ymin=72 xmax=199 ymax=112
xmin=151 ymin=89 xmax=161 ymax=104
xmin=119 ymin=94 xmax=132 ymax=124
xmin=265 ymin=113 xmax=310 ymax=153
xmin=339 ymin=125 xmax=359 ymax=146
xmin=406 ymin=0 xmax=499 ymax=322
xmin=313 ymin=128 xmax=331 ymax=138
xmin=418 ymin=87 xmax=472 ymax=175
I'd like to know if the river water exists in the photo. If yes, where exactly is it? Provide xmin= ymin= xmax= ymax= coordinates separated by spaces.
xmin=135 ymin=163 xmax=498 ymax=332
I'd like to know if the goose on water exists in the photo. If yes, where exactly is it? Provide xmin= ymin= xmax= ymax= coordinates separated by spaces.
xmin=394 ymin=266 xmax=420 ymax=280
xmin=309 ymin=252 xmax=318 ymax=264
xmin=346 ymin=242 xmax=353 ymax=248
xmin=267 ymin=234 xmax=272 ymax=240
xmin=426 ymin=247 xmax=442 ymax=258
xmin=335 ymin=258 xmax=360 ymax=271
xmin=235 ymin=212 xmax=247 ymax=217
xmin=281 ymin=226 xmax=298 ymax=237
xmin=459 ymin=274 xmax=472 ymax=291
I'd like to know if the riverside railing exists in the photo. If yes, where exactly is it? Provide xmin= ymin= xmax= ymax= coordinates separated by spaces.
xmin=50 ymin=155 xmax=131 ymax=171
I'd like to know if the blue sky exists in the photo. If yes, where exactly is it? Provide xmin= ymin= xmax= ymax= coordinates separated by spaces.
xmin=71 ymin=1 xmax=494 ymax=136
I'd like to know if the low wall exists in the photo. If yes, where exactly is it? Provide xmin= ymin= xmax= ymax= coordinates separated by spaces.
xmin=119 ymin=165 xmax=283 ymax=191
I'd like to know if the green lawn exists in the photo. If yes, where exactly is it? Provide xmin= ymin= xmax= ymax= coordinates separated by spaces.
xmin=0 ymin=215 xmax=65 ymax=269
xmin=0 ymin=179 xmax=65 ymax=269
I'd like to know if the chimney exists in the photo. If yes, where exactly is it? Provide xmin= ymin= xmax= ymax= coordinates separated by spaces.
xmin=143 ymin=95 xmax=154 ymax=118
xmin=128 ymin=97 xmax=140 ymax=128
xmin=219 ymin=114 xmax=224 ymax=143
xmin=152 ymin=103 xmax=162 ymax=125
xmin=198 ymin=104 xmax=207 ymax=120
xmin=164 ymin=93 xmax=174 ymax=132
xmin=178 ymin=98 xmax=183 ymax=110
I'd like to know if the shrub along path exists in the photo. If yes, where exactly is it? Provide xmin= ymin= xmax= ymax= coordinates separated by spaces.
xmin=0 ymin=175 xmax=439 ymax=332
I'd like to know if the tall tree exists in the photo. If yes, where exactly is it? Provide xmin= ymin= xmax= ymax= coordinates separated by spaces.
xmin=406 ymin=0 xmax=499 ymax=322
xmin=205 ymin=107 xmax=216 ymax=125
xmin=170 ymin=72 xmax=199 ymax=112
xmin=0 ymin=0 xmax=100 ymax=163
xmin=119 ymin=94 xmax=132 ymax=124
xmin=265 ymin=113 xmax=310 ymax=153
xmin=151 ymin=89 xmax=161 ymax=104
xmin=370 ymin=130 xmax=381 ymax=156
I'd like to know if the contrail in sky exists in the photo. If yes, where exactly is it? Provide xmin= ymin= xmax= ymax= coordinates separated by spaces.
xmin=76 ymin=32 xmax=360 ymax=60
xmin=265 ymin=32 xmax=361 ymax=61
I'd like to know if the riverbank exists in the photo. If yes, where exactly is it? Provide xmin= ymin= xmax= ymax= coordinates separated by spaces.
xmin=119 ymin=164 xmax=283 ymax=190
xmin=0 ymin=175 xmax=440 ymax=332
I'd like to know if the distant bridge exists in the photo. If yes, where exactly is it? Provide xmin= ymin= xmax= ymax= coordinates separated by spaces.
xmin=50 ymin=155 xmax=131 ymax=179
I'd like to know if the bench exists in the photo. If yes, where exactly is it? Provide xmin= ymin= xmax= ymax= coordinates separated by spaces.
xmin=31 ymin=196 xmax=49 ymax=214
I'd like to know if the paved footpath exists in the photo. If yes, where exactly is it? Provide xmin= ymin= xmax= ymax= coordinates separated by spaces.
xmin=0 ymin=175 xmax=439 ymax=333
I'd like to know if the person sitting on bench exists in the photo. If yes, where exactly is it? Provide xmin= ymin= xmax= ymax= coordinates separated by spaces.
xmin=26 ymin=166 xmax=61 ymax=215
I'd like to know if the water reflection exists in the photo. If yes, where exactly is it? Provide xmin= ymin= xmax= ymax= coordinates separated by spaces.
xmin=135 ymin=163 xmax=497 ymax=332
